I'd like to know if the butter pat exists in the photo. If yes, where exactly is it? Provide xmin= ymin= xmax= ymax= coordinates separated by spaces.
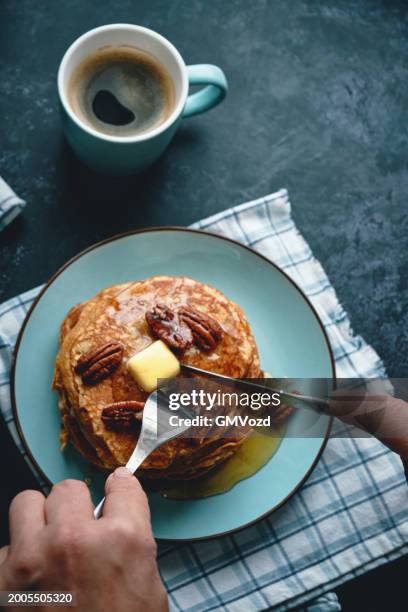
xmin=127 ymin=340 xmax=180 ymax=392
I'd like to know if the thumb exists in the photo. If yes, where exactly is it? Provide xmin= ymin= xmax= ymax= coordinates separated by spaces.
xmin=102 ymin=467 xmax=151 ymax=525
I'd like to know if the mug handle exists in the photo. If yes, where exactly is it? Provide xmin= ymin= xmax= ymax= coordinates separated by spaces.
xmin=183 ymin=65 xmax=228 ymax=118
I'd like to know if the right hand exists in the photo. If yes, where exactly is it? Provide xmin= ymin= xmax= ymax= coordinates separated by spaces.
xmin=0 ymin=467 xmax=168 ymax=612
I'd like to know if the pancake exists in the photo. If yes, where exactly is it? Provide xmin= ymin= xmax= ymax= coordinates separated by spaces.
xmin=53 ymin=276 xmax=263 ymax=479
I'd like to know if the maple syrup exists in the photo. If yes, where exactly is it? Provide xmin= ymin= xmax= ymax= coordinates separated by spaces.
xmin=160 ymin=425 xmax=284 ymax=500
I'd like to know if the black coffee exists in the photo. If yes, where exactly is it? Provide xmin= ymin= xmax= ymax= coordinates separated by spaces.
xmin=68 ymin=46 xmax=174 ymax=137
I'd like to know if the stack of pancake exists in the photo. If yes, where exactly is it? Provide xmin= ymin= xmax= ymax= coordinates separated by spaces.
xmin=53 ymin=276 xmax=263 ymax=480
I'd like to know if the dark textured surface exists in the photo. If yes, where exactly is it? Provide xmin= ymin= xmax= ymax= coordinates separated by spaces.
xmin=1 ymin=0 xmax=408 ymax=377
xmin=0 ymin=0 xmax=407 ymax=608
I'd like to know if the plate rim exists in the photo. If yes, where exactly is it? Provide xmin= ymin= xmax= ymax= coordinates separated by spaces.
xmin=10 ymin=226 xmax=335 ymax=541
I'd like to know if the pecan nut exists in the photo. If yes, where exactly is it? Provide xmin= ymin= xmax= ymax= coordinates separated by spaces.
xmin=75 ymin=341 xmax=124 ymax=385
xmin=179 ymin=307 xmax=223 ymax=351
xmin=101 ymin=400 xmax=144 ymax=432
xmin=146 ymin=303 xmax=193 ymax=351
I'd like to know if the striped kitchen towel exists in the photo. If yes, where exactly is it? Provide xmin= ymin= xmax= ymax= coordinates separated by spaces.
xmin=0 ymin=176 xmax=25 ymax=231
xmin=0 ymin=189 xmax=407 ymax=611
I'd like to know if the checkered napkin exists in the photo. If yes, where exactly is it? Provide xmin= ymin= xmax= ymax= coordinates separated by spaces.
xmin=0 ymin=189 xmax=407 ymax=611
xmin=0 ymin=176 xmax=25 ymax=231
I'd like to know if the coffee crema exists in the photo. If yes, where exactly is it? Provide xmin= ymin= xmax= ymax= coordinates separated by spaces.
xmin=68 ymin=45 xmax=175 ymax=137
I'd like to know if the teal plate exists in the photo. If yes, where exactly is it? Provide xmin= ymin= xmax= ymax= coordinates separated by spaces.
xmin=12 ymin=228 xmax=334 ymax=541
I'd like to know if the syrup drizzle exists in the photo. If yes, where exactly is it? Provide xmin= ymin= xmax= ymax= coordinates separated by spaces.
xmin=159 ymin=425 xmax=284 ymax=500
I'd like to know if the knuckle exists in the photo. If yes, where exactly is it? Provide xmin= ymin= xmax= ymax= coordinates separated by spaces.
xmin=107 ymin=520 xmax=137 ymax=545
xmin=9 ymin=552 xmax=40 ymax=585
xmin=109 ymin=521 xmax=157 ymax=559
xmin=49 ymin=524 xmax=84 ymax=557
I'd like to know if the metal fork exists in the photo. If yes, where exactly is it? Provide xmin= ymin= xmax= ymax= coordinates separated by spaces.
xmin=93 ymin=366 xmax=332 ymax=518
xmin=93 ymin=389 xmax=191 ymax=519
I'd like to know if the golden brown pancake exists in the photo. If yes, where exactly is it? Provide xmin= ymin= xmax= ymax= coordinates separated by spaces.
xmin=53 ymin=276 xmax=263 ymax=479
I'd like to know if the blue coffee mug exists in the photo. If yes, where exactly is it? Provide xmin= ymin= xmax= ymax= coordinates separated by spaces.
xmin=57 ymin=24 xmax=227 ymax=176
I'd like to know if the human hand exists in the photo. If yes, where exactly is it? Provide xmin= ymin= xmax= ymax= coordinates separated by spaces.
xmin=328 ymin=389 xmax=408 ymax=460
xmin=0 ymin=468 xmax=168 ymax=611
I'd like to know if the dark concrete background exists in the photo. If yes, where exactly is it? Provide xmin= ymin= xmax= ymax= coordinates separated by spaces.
xmin=0 ymin=0 xmax=407 ymax=609
xmin=1 ymin=0 xmax=408 ymax=377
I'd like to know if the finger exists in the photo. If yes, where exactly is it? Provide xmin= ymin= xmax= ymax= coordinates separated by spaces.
xmin=328 ymin=389 xmax=367 ymax=420
xmin=329 ymin=391 xmax=389 ymax=435
xmin=329 ymin=391 xmax=408 ymax=457
xmin=8 ymin=490 xmax=45 ymax=552
xmin=102 ymin=467 xmax=150 ymax=526
xmin=365 ymin=396 xmax=408 ymax=457
xmin=45 ymin=479 xmax=94 ymax=525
